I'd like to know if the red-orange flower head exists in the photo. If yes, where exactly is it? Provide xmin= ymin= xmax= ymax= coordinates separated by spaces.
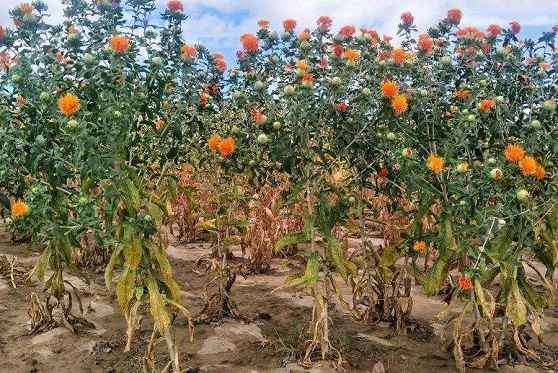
xmin=392 ymin=48 xmax=408 ymax=64
xmin=167 ymin=0 xmax=183 ymax=13
xmin=455 ymin=89 xmax=471 ymax=100
xmin=316 ymin=16 xmax=333 ymax=31
xmin=418 ymin=34 xmax=434 ymax=53
xmin=479 ymin=98 xmax=495 ymax=113
xmin=283 ymin=19 xmax=297 ymax=32
xmin=486 ymin=24 xmax=502 ymax=38
xmin=219 ymin=137 xmax=236 ymax=157
xmin=447 ymin=9 xmax=462 ymax=25
xmin=58 ymin=93 xmax=80 ymax=117
xmin=509 ymin=21 xmax=521 ymax=34
xmin=208 ymin=134 xmax=221 ymax=151
xmin=336 ymin=102 xmax=349 ymax=111
xmin=339 ymin=25 xmax=356 ymax=38
xmin=381 ymin=80 xmax=399 ymax=98
xmin=534 ymin=164 xmax=546 ymax=180
xmin=240 ymin=33 xmax=259 ymax=53
xmin=504 ymin=144 xmax=525 ymax=163
xmin=258 ymin=19 xmax=270 ymax=29
xmin=19 ymin=3 xmax=34 ymax=15
xmin=400 ymin=12 xmax=414 ymax=26
xmin=212 ymin=53 xmax=227 ymax=71
xmin=458 ymin=275 xmax=472 ymax=290
xmin=181 ymin=43 xmax=198 ymax=61
xmin=413 ymin=241 xmax=427 ymax=254
xmin=110 ymin=35 xmax=130 ymax=53
xmin=519 ymin=156 xmax=538 ymax=176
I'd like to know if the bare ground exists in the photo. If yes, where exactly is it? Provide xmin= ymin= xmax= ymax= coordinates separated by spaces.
xmin=1 ymin=231 xmax=556 ymax=373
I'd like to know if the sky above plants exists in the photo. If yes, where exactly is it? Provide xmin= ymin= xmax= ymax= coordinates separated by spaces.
xmin=2 ymin=0 xmax=557 ymax=62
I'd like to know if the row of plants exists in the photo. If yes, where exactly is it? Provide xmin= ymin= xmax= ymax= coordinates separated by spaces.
xmin=1 ymin=1 xmax=557 ymax=371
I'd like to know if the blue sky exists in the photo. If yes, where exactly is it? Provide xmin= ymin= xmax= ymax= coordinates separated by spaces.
xmin=2 ymin=0 xmax=557 ymax=63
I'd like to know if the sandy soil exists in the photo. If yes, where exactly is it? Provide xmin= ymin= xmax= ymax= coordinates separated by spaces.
xmin=1 ymin=231 xmax=556 ymax=373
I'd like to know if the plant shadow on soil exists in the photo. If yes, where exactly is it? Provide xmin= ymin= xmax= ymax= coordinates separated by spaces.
xmin=1 ymin=233 xmax=554 ymax=372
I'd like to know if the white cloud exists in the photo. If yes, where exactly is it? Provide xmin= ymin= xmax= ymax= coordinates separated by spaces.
xmin=2 ymin=0 xmax=557 ymax=58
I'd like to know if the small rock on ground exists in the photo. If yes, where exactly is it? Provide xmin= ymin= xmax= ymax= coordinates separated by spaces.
xmin=197 ymin=335 xmax=236 ymax=355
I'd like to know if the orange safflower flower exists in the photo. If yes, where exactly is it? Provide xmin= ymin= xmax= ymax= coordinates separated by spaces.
xmin=479 ymin=98 xmax=495 ymax=113
xmin=258 ymin=19 xmax=270 ymax=29
xmin=343 ymin=48 xmax=361 ymax=62
xmin=381 ymin=80 xmax=399 ymax=98
xmin=283 ymin=19 xmax=297 ymax=32
xmin=486 ymin=24 xmax=502 ymax=38
xmin=391 ymin=94 xmax=408 ymax=115
xmin=240 ymin=33 xmax=259 ymax=53
xmin=413 ymin=241 xmax=427 ymax=254
xmin=458 ymin=275 xmax=472 ymax=290
xmin=447 ymin=9 xmax=462 ymax=25
xmin=534 ymin=164 xmax=546 ymax=180
xmin=296 ymin=59 xmax=309 ymax=71
xmin=418 ymin=34 xmax=434 ymax=53
xmin=392 ymin=48 xmax=407 ymax=64
xmin=339 ymin=25 xmax=356 ymax=37
xmin=212 ymin=53 xmax=227 ymax=71
xmin=58 ymin=93 xmax=80 ymax=117
xmin=19 ymin=3 xmax=34 ymax=15
xmin=400 ymin=12 xmax=414 ymax=26
xmin=455 ymin=90 xmax=471 ymax=99
xmin=181 ymin=43 xmax=197 ymax=61
xmin=316 ymin=16 xmax=332 ymax=30
xmin=11 ymin=200 xmax=29 ymax=218
xmin=298 ymin=29 xmax=310 ymax=41
xmin=301 ymin=72 xmax=314 ymax=87
xmin=167 ymin=0 xmax=183 ymax=12
xmin=218 ymin=137 xmax=236 ymax=157
xmin=518 ymin=156 xmax=538 ymax=176
xmin=504 ymin=144 xmax=525 ymax=163
xmin=154 ymin=119 xmax=166 ymax=130
xmin=208 ymin=134 xmax=222 ymax=151
xmin=110 ymin=35 xmax=130 ymax=53
xmin=426 ymin=154 xmax=445 ymax=174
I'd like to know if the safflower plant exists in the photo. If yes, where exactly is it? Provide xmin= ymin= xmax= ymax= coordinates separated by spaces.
xmin=1 ymin=1 xmax=558 ymax=372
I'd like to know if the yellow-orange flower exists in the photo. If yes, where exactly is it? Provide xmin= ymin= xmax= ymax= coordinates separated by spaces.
xmin=518 ymin=156 xmax=538 ymax=176
xmin=296 ymin=59 xmax=309 ymax=71
xmin=426 ymin=154 xmax=445 ymax=174
xmin=208 ymin=134 xmax=222 ymax=151
xmin=504 ymin=144 xmax=525 ymax=163
xmin=534 ymin=164 xmax=546 ymax=180
xmin=392 ymin=48 xmax=408 ymax=64
xmin=110 ymin=35 xmax=130 ymax=53
xmin=391 ymin=94 xmax=408 ymax=115
xmin=58 ymin=93 xmax=80 ymax=117
xmin=413 ymin=241 xmax=427 ymax=254
xmin=343 ymin=48 xmax=361 ymax=63
xmin=218 ymin=137 xmax=236 ymax=157
xmin=11 ymin=200 xmax=29 ymax=218
xmin=381 ymin=80 xmax=399 ymax=98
